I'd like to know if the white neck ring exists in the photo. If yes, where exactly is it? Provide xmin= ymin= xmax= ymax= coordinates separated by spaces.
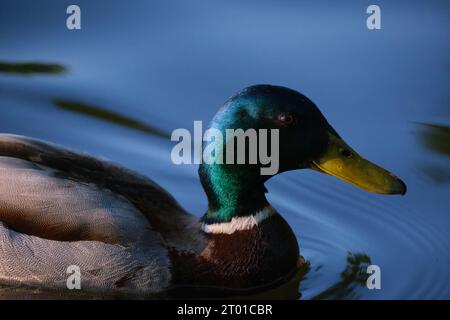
xmin=201 ymin=206 xmax=276 ymax=235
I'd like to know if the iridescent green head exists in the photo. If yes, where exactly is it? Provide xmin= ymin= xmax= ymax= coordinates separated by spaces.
xmin=200 ymin=85 xmax=406 ymax=223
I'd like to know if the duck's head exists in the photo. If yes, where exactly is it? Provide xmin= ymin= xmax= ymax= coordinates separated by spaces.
xmin=200 ymin=85 xmax=406 ymax=222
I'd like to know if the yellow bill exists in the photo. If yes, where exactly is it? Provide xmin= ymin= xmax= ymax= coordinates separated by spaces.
xmin=311 ymin=133 xmax=407 ymax=195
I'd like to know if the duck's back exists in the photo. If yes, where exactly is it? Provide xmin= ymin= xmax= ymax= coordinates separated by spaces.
xmin=0 ymin=134 xmax=197 ymax=294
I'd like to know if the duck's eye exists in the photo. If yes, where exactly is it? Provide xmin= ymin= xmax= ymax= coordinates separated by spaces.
xmin=277 ymin=113 xmax=296 ymax=126
xmin=339 ymin=148 xmax=353 ymax=158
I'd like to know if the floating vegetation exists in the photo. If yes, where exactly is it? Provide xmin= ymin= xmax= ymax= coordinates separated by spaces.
xmin=0 ymin=61 xmax=67 ymax=75
xmin=53 ymin=99 xmax=170 ymax=139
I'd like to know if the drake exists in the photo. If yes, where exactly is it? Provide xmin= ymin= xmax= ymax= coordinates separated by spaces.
xmin=0 ymin=85 xmax=406 ymax=296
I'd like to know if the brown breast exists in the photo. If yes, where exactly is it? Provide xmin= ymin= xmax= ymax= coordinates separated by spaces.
xmin=168 ymin=214 xmax=300 ymax=294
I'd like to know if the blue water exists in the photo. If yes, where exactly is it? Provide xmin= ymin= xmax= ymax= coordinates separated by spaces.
xmin=0 ymin=0 xmax=449 ymax=299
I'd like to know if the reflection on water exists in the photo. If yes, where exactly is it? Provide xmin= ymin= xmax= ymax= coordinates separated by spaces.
xmin=238 ymin=252 xmax=373 ymax=300
xmin=0 ymin=0 xmax=449 ymax=299
xmin=312 ymin=253 xmax=371 ymax=300
xmin=53 ymin=99 xmax=170 ymax=139
xmin=416 ymin=124 xmax=450 ymax=184
xmin=418 ymin=124 xmax=450 ymax=157
xmin=0 ymin=61 xmax=67 ymax=75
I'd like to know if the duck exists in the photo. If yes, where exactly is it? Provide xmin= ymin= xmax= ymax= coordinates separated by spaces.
xmin=0 ymin=85 xmax=406 ymax=297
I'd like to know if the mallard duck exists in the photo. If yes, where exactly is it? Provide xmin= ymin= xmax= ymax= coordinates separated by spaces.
xmin=0 ymin=85 xmax=406 ymax=296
